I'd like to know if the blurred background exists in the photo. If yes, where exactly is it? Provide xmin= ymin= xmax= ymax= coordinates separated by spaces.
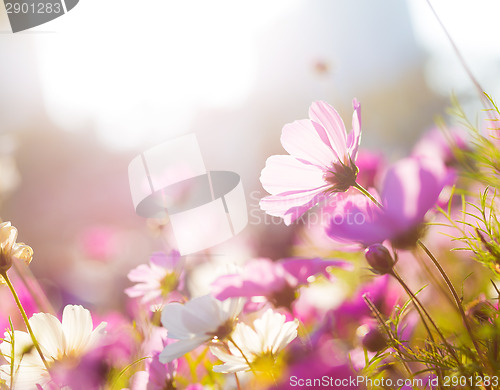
xmin=0 ymin=0 xmax=499 ymax=312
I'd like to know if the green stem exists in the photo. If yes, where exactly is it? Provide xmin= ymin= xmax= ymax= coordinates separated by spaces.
xmin=355 ymin=181 xmax=483 ymax=356
xmin=417 ymin=240 xmax=490 ymax=371
xmin=354 ymin=182 xmax=490 ymax=377
xmin=8 ymin=318 xmax=14 ymax=390
xmin=234 ymin=373 xmax=242 ymax=390
xmin=1 ymin=272 xmax=50 ymax=372
xmin=228 ymin=336 xmax=257 ymax=376
xmin=415 ymin=251 xmax=457 ymax=308
xmin=362 ymin=295 xmax=413 ymax=376
xmin=392 ymin=272 xmax=434 ymax=341
xmin=392 ymin=270 xmax=461 ymax=368
xmin=353 ymin=182 xmax=383 ymax=208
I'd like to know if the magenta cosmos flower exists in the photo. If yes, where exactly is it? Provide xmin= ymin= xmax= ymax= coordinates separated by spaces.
xmin=326 ymin=157 xmax=448 ymax=248
xmin=211 ymin=257 xmax=350 ymax=312
xmin=260 ymin=99 xmax=362 ymax=225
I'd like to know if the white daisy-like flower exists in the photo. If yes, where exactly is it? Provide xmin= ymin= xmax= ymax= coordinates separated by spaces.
xmin=159 ymin=295 xmax=243 ymax=363
xmin=0 ymin=305 xmax=107 ymax=390
xmin=210 ymin=309 xmax=299 ymax=373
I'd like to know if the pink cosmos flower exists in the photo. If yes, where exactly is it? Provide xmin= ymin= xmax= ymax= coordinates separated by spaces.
xmin=326 ymin=157 xmax=448 ymax=249
xmin=211 ymin=257 xmax=350 ymax=312
xmin=125 ymin=250 xmax=184 ymax=305
xmin=50 ymin=346 xmax=112 ymax=390
xmin=355 ymin=149 xmax=384 ymax=189
xmin=275 ymin=335 xmax=359 ymax=390
xmin=319 ymin=275 xmax=400 ymax=339
xmin=260 ymin=99 xmax=362 ymax=225
xmin=129 ymin=351 xmax=177 ymax=390
xmin=412 ymin=127 xmax=468 ymax=168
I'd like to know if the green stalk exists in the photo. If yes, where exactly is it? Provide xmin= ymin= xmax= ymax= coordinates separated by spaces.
xmin=353 ymin=182 xmax=383 ymax=208
xmin=354 ymin=181 xmax=492 ymax=377
xmin=227 ymin=336 xmax=257 ymax=376
xmin=1 ymin=272 xmax=50 ymax=371
xmin=234 ymin=373 xmax=242 ymax=390
xmin=417 ymin=240 xmax=489 ymax=371
xmin=392 ymin=270 xmax=461 ymax=367
xmin=362 ymin=295 xmax=413 ymax=376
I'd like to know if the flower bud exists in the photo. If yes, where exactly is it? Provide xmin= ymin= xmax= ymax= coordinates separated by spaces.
xmin=0 ymin=250 xmax=12 ymax=273
xmin=466 ymin=299 xmax=494 ymax=323
xmin=0 ymin=222 xmax=16 ymax=273
xmin=0 ymin=222 xmax=33 ymax=275
xmin=357 ymin=324 xmax=388 ymax=352
xmin=364 ymin=244 xmax=394 ymax=275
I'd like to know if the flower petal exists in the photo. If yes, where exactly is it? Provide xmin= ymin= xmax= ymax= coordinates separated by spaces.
xmin=210 ymin=345 xmax=249 ymax=373
xmin=161 ymin=303 xmax=194 ymax=340
xmin=29 ymin=313 xmax=66 ymax=360
xmin=150 ymin=250 xmax=181 ymax=268
xmin=308 ymin=101 xmax=348 ymax=159
xmin=231 ymin=322 xmax=261 ymax=356
xmin=280 ymin=119 xmax=336 ymax=167
xmin=254 ymin=309 xmax=285 ymax=353
xmin=382 ymin=157 xmax=446 ymax=227
xmin=259 ymin=187 xmax=327 ymax=226
xmin=158 ymin=337 xmax=206 ymax=363
xmin=181 ymin=295 xmax=226 ymax=335
xmin=0 ymin=330 xmax=33 ymax=365
xmin=11 ymin=244 xmax=33 ymax=265
xmin=0 ymin=223 xmax=17 ymax=253
xmin=280 ymin=257 xmax=351 ymax=285
xmin=87 ymin=321 xmax=107 ymax=351
xmin=127 ymin=264 xmax=158 ymax=283
xmin=212 ymin=362 xmax=249 ymax=374
xmin=260 ymin=155 xmax=326 ymax=195
xmin=348 ymin=98 xmax=362 ymax=160
xmin=272 ymin=319 xmax=298 ymax=354
xmin=61 ymin=305 xmax=94 ymax=355
xmin=326 ymin=193 xmax=391 ymax=245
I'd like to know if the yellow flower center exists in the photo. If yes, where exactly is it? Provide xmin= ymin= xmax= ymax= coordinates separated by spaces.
xmin=160 ymin=272 xmax=179 ymax=296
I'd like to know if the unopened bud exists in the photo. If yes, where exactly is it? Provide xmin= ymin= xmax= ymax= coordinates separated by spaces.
xmin=0 ymin=222 xmax=33 ymax=275
xmin=364 ymin=244 xmax=394 ymax=275
xmin=466 ymin=300 xmax=494 ymax=323
xmin=357 ymin=324 xmax=388 ymax=352
xmin=0 ymin=250 xmax=12 ymax=273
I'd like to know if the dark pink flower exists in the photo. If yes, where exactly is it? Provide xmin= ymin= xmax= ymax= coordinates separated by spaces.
xmin=129 ymin=351 xmax=177 ymax=390
xmin=327 ymin=157 xmax=447 ymax=248
xmin=212 ymin=257 xmax=350 ymax=311
xmin=275 ymin=335 xmax=359 ymax=390
xmin=49 ymin=346 xmax=110 ymax=390
xmin=412 ymin=127 xmax=468 ymax=167
xmin=355 ymin=150 xmax=384 ymax=189
xmin=321 ymin=276 xmax=399 ymax=339
xmin=260 ymin=99 xmax=362 ymax=225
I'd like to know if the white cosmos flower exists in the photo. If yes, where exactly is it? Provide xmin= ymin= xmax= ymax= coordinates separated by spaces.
xmin=159 ymin=295 xmax=243 ymax=363
xmin=210 ymin=309 xmax=298 ymax=373
xmin=0 ymin=305 xmax=107 ymax=390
